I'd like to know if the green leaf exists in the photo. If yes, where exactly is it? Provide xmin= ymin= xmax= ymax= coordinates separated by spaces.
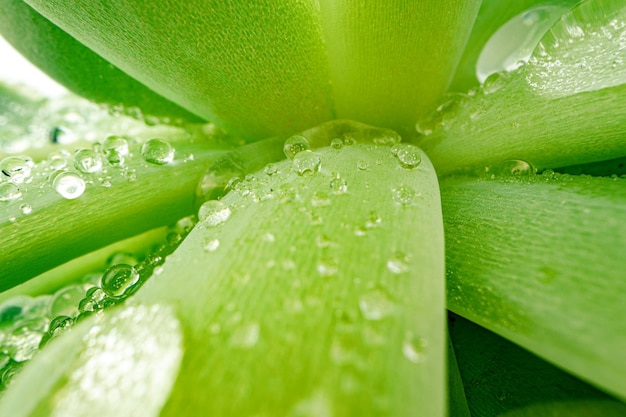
xmin=421 ymin=0 xmax=626 ymax=175
xmin=498 ymin=400 xmax=626 ymax=417
xmin=2 ymin=124 xmax=447 ymax=416
xmin=0 ymin=0 xmax=202 ymax=123
xmin=442 ymin=173 xmax=626 ymax=400
xmin=21 ymin=0 xmax=336 ymax=140
xmin=317 ymin=0 xmax=481 ymax=137
xmin=450 ymin=314 xmax=612 ymax=417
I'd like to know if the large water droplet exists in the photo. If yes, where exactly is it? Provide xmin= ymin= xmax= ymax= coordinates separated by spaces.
xmin=198 ymin=200 xmax=231 ymax=226
xmin=141 ymin=138 xmax=174 ymax=165
xmin=359 ymin=288 xmax=395 ymax=321
xmin=103 ymin=135 xmax=130 ymax=159
xmin=476 ymin=5 xmax=567 ymax=83
xmin=0 ymin=183 xmax=21 ymax=202
xmin=283 ymin=135 xmax=311 ymax=159
xmin=73 ymin=149 xmax=103 ymax=174
xmin=49 ymin=285 xmax=85 ymax=318
xmin=47 ymin=150 xmax=71 ymax=171
xmin=53 ymin=172 xmax=86 ymax=200
xmin=101 ymin=264 xmax=140 ymax=298
xmin=0 ymin=156 xmax=32 ymax=184
xmin=293 ymin=150 xmax=321 ymax=176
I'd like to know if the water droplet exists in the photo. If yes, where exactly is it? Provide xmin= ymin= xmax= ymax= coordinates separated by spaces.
xmin=343 ymin=137 xmax=357 ymax=146
xmin=476 ymin=5 xmax=567 ymax=83
xmin=330 ymin=177 xmax=348 ymax=195
xmin=103 ymin=135 xmax=130 ymax=158
xmin=486 ymin=159 xmax=537 ymax=177
xmin=373 ymin=134 xmax=401 ymax=147
xmin=482 ymin=71 xmax=511 ymax=95
xmin=289 ymin=391 xmax=333 ymax=417
xmin=392 ymin=185 xmax=417 ymax=206
xmin=53 ymin=171 xmax=86 ymax=200
xmin=402 ymin=333 xmax=427 ymax=363
xmin=357 ymin=160 xmax=369 ymax=170
xmin=198 ymin=200 xmax=231 ymax=226
xmin=330 ymin=138 xmax=343 ymax=149
xmin=49 ymin=285 xmax=85 ymax=318
xmin=7 ymin=318 xmax=47 ymax=361
xmin=73 ymin=149 xmax=102 ymax=174
xmin=0 ymin=156 xmax=32 ymax=184
xmin=0 ymin=183 xmax=21 ymax=202
xmin=316 ymin=258 xmax=338 ymax=277
xmin=229 ymin=322 xmax=260 ymax=348
xmin=106 ymin=251 xmax=139 ymax=268
xmin=387 ymin=252 xmax=410 ymax=274
xmin=393 ymin=144 xmax=422 ymax=169
xmin=48 ymin=315 xmax=74 ymax=337
xmin=101 ymin=264 xmax=140 ymax=298
xmin=264 ymin=163 xmax=278 ymax=176
xmin=359 ymin=288 xmax=395 ymax=321
xmin=141 ymin=138 xmax=174 ymax=165
xmin=203 ymin=238 xmax=220 ymax=252
xmin=293 ymin=150 xmax=321 ymax=176
xmin=283 ymin=135 xmax=311 ymax=159
xmin=47 ymin=150 xmax=71 ymax=170
xmin=364 ymin=211 xmax=382 ymax=229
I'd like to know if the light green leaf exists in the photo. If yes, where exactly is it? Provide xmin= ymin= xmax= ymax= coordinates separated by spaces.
xmin=0 ymin=0 xmax=202 ymax=123
xmin=317 ymin=0 xmax=481 ymax=137
xmin=442 ymin=173 xmax=626 ymax=400
xmin=2 ymin=124 xmax=446 ymax=416
xmin=421 ymin=0 xmax=626 ymax=175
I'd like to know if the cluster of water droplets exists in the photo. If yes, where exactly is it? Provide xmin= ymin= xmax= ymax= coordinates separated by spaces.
xmin=0 ymin=215 xmax=195 ymax=391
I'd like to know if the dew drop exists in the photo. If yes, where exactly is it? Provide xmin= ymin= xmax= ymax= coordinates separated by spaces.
xmin=141 ymin=138 xmax=174 ymax=165
xmin=283 ymin=135 xmax=311 ymax=159
xmin=364 ymin=211 xmax=382 ymax=229
xmin=47 ymin=150 xmax=71 ymax=170
xmin=103 ymin=135 xmax=130 ymax=157
xmin=392 ymin=185 xmax=417 ymax=206
xmin=198 ymin=200 xmax=231 ymax=226
xmin=387 ymin=252 xmax=410 ymax=274
xmin=329 ymin=177 xmax=348 ymax=195
xmin=330 ymin=138 xmax=343 ymax=149
xmin=49 ymin=285 xmax=85 ymax=318
xmin=311 ymin=191 xmax=331 ymax=207
xmin=0 ymin=183 xmax=21 ymax=202
xmin=357 ymin=160 xmax=369 ymax=170
xmin=392 ymin=144 xmax=422 ymax=169
xmin=293 ymin=150 xmax=321 ymax=176
xmin=476 ymin=5 xmax=567 ymax=83
xmin=48 ymin=315 xmax=74 ymax=337
xmin=359 ymin=288 xmax=395 ymax=321
xmin=0 ymin=156 xmax=32 ymax=184
xmin=316 ymin=258 xmax=338 ymax=277
xmin=402 ymin=333 xmax=427 ymax=364
xmin=101 ymin=264 xmax=140 ymax=298
xmin=486 ymin=159 xmax=537 ymax=177
xmin=264 ymin=163 xmax=278 ymax=176
xmin=203 ymin=238 xmax=220 ymax=252
xmin=53 ymin=172 xmax=86 ymax=200
xmin=229 ymin=322 xmax=260 ymax=349
xmin=73 ymin=149 xmax=102 ymax=174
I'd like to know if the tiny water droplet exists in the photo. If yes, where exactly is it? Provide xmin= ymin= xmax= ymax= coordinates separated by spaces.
xmin=486 ymin=159 xmax=537 ymax=177
xmin=357 ymin=160 xmax=369 ymax=170
xmin=311 ymin=191 xmax=331 ymax=207
xmin=0 ymin=183 xmax=21 ymax=202
xmin=203 ymin=239 xmax=220 ymax=252
xmin=141 ymin=138 xmax=174 ymax=165
xmin=392 ymin=185 xmax=417 ymax=205
xmin=283 ymin=135 xmax=311 ymax=159
xmin=0 ymin=156 xmax=32 ymax=184
xmin=330 ymin=177 xmax=348 ymax=195
xmin=359 ymin=288 xmax=395 ymax=321
xmin=402 ymin=333 xmax=427 ymax=363
xmin=264 ymin=163 xmax=278 ymax=176
xmin=330 ymin=138 xmax=343 ymax=149
xmin=229 ymin=322 xmax=260 ymax=348
xmin=19 ymin=204 xmax=31 ymax=215
xmin=198 ymin=200 xmax=231 ymax=226
xmin=387 ymin=252 xmax=410 ymax=274
xmin=293 ymin=150 xmax=321 ymax=176
xmin=73 ymin=149 xmax=103 ymax=174
xmin=393 ymin=144 xmax=422 ymax=169
xmin=316 ymin=258 xmax=338 ymax=277
xmin=262 ymin=232 xmax=275 ymax=243
xmin=101 ymin=264 xmax=140 ymax=298
xmin=48 ymin=315 xmax=73 ymax=337
xmin=53 ymin=172 xmax=86 ymax=200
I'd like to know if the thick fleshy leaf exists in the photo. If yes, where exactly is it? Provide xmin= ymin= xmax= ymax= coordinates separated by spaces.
xmin=1 ymin=124 xmax=446 ymax=416
xmin=450 ymin=314 xmax=612 ymax=417
xmin=21 ymin=0 xmax=336 ymax=140
xmin=0 ymin=0 xmax=202 ymax=123
xmin=317 ymin=0 xmax=481 ymax=137
xmin=421 ymin=0 xmax=626 ymax=175
xmin=442 ymin=173 xmax=626 ymax=400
